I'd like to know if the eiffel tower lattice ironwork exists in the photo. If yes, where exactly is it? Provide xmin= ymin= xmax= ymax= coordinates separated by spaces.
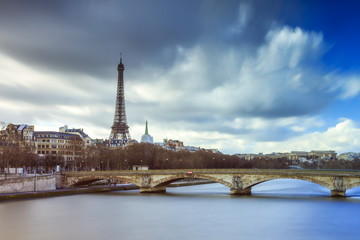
xmin=109 ymin=56 xmax=131 ymax=140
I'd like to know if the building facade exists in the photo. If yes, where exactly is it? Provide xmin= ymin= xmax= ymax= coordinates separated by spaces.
xmin=34 ymin=131 xmax=84 ymax=170
xmin=59 ymin=125 xmax=92 ymax=147
xmin=1 ymin=123 xmax=34 ymax=143
xmin=162 ymin=139 xmax=185 ymax=151
xmin=309 ymin=150 xmax=337 ymax=160
xmin=288 ymin=151 xmax=309 ymax=160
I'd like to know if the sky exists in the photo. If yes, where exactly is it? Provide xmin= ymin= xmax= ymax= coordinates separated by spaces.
xmin=1 ymin=0 xmax=360 ymax=154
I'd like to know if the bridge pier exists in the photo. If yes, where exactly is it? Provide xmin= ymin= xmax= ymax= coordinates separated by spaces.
xmin=230 ymin=187 xmax=251 ymax=195
xmin=230 ymin=176 xmax=251 ymax=195
xmin=331 ymin=176 xmax=346 ymax=197
xmin=331 ymin=190 xmax=346 ymax=197
xmin=140 ymin=186 xmax=166 ymax=193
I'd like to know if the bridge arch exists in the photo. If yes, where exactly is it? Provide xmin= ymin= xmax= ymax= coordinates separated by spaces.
xmin=248 ymin=178 xmax=331 ymax=193
xmin=151 ymin=174 xmax=232 ymax=189
xmin=241 ymin=175 xmax=332 ymax=190
xmin=72 ymin=177 xmax=107 ymax=186
xmin=343 ymin=179 xmax=360 ymax=191
xmin=65 ymin=175 xmax=143 ymax=188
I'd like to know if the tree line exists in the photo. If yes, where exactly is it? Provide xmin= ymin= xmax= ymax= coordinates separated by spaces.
xmin=1 ymin=140 xmax=360 ymax=173
xmin=81 ymin=143 xmax=254 ymax=171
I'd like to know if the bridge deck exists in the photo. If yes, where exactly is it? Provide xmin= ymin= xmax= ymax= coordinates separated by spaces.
xmin=63 ymin=169 xmax=360 ymax=177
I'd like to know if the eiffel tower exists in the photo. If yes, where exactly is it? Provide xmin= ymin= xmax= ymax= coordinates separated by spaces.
xmin=109 ymin=55 xmax=131 ymax=141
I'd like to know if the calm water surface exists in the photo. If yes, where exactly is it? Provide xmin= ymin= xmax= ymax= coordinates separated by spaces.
xmin=1 ymin=179 xmax=360 ymax=240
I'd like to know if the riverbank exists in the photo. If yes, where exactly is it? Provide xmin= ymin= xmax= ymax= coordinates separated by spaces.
xmin=0 ymin=180 xmax=214 ymax=201
xmin=0 ymin=185 xmax=139 ymax=201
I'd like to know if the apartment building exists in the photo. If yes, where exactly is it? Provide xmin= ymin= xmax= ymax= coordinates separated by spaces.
xmin=34 ymin=131 xmax=84 ymax=168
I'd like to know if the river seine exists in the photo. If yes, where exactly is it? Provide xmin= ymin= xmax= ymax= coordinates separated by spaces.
xmin=1 ymin=179 xmax=360 ymax=240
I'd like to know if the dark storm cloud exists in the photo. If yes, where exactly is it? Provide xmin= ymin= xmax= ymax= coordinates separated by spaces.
xmin=0 ymin=0 xmax=205 ymax=79
xmin=0 ymin=0 xmax=292 ymax=80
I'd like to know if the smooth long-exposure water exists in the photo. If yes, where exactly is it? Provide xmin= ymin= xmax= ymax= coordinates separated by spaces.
xmin=1 ymin=179 xmax=360 ymax=240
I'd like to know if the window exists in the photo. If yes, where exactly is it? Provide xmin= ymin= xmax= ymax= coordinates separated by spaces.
xmin=52 ymin=145 xmax=56 ymax=148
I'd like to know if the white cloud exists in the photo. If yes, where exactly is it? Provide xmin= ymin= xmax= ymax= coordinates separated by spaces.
xmin=257 ymin=27 xmax=323 ymax=72
xmin=226 ymin=2 xmax=251 ymax=36
xmin=252 ymin=119 xmax=360 ymax=153
xmin=194 ymin=118 xmax=360 ymax=154
xmin=340 ymin=77 xmax=360 ymax=99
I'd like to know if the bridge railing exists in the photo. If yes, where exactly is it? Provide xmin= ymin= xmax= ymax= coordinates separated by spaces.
xmin=62 ymin=168 xmax=360 ymax=176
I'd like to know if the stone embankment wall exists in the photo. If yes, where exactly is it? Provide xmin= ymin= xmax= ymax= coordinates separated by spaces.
xmin=0 ymin=175 xmax=56 ymax=193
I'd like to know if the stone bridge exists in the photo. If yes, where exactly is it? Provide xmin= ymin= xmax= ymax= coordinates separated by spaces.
xmin=60 ymin=169 xmax=360 ymax=197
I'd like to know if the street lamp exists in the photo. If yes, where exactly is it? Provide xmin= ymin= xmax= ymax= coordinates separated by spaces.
xmin=165 ymin=158 xmax=169 ymax=169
